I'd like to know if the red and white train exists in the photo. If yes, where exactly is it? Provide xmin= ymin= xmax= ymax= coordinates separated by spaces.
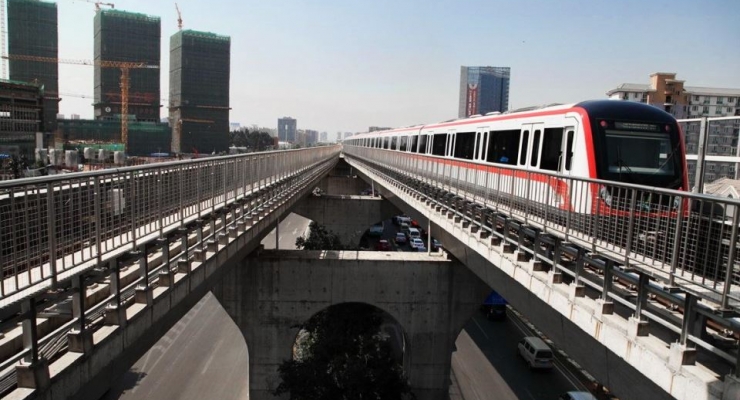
xmin=343 ymin=100 xmax=689 ymax=216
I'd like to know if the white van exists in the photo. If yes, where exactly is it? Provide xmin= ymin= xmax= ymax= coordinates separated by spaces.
xmin=517 ymin=336 xmax=554 ymax=370
xmin=408 ymin=227 xmax=421 ymax=240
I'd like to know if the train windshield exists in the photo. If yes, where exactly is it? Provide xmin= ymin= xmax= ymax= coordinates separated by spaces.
xmin=595 ymin=120 xmax=683 ymax=188
xmin=604 ymin=130 xmax=675 ymax=176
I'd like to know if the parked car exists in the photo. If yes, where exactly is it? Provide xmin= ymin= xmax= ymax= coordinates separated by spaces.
xmin=517 ymin=336 xmax=554 ymax=370
xmin=431 ymin=238 xmax=442 ymax=251
xmin=369 ymin=222 xmax=384 ymax=237
xmin=394 ymin=232 xmax=407 ymax=244
xmin=399 ymin=223 xmax=411 ymax=238
xmin=410 ymin=238 xmax=426 ymax=251
xmin=408 ymin=228 xmax=421 ymax=241
xmin=375 ymin=239 xmax=392 ymax=251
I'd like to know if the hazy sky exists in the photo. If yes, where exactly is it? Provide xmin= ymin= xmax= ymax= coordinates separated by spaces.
xmin=42 ymin=0 xmax=740 ymax=134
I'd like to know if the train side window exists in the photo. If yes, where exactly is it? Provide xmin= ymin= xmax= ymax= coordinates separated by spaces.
xmin=519 ymin=130 xmax=530 ymax=165
xmin=530 ymin=130 xmax=541 ymax=167
xmin=399 ymin=136 xmax=407 ymax=152
xmin=540 ymin=128 xmax=564 ymax=171
xmin=431 ymin=133 xmax=446 ymax=156
xmin=390 ymin=136 xmax=398 ymax=150
xmin=454 ymin=131 xmax=476 ymax=160
xmin=565 ymin=130 xmax=575 ymax=171
xmin=417 ymin=135 xmax=427 ymax=153
xmin=408 ymin=135 xmax=417 ymax=153
xmin=383 ymin=137 xmax=389 ymax=149
xmin=486 ymin=130 xmax=520 ymax=165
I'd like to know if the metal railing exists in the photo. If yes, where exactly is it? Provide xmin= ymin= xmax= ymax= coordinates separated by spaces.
xmin=0 ymin=146 xmax=341 ymax=305
xmin=343 ymin=145 xmax=740 ymax=313
xmin=678 ymin=116 xmax=740 ymax=191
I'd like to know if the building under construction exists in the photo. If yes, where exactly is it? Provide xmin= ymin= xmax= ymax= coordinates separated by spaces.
xmin=57 ymin=118 xmax=170 ymax=156
xmin=169 ymin=30 xmax=230 ymax=154
xmin=0 ymin=80 xmax=44 ymax=157
xmin=94 ymin=9 xmax=161 ymax=122
xmin=7 ymin=0 xmax=59 ymax=134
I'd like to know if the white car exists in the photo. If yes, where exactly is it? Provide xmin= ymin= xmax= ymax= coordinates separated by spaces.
xmin=409 ymin=238 xmax=426 ymax=251
xmin=558 ymin=392 xmax=597 ymax=400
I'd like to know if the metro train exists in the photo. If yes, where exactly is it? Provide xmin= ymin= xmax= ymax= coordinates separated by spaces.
xmin=343 ymin=100 xmax=689 ymax=217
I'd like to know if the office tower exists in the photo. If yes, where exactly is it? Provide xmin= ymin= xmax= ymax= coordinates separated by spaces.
xmin=94 ymin=9 xmax=161 ymax=122
xmin=278 ymin=117 xmax=296 ymax=142
xmin=8 ymin=0 xmax=59 ymax=133
xmin=170 ymin=30 xmax=231 ymax=153
xmin=458 ymin=66 xmax=510 ymax=118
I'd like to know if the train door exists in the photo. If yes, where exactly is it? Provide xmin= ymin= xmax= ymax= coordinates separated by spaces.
xmin=446 ymin=131 xmax=456 ymax=187
xmin=560 ymin=124 xmax=576 ymax=175
xmin=475 ymin=129 xmax=488 ymax=201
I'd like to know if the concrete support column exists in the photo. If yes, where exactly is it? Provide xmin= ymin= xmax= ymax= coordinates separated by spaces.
xmin=213 ymin=250 xmax=488 ymax=400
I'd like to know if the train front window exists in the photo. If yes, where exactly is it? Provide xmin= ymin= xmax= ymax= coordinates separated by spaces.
xmin=604 ymin=130 xmax=675 ymax=175
xmin=593 ymin=118 xmax=683 ymax=189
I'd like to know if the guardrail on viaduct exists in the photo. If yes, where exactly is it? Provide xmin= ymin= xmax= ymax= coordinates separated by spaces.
xmin=342 ymin=144 xmax=740 ymax=400
xmin=0 ymin=145 xmax=340 ymax=396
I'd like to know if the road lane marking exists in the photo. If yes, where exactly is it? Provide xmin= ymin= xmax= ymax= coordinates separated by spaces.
xmin=472 ymin=317 xmax=489 ymax=340
xmin=201 ymin=338 xmax=223 ymax=375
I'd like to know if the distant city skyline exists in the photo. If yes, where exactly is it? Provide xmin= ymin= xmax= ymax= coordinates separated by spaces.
xmin=19 ymin=0 xmax=740 ymax=134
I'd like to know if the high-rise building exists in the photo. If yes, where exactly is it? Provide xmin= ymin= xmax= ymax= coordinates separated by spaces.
xmin=278 ymin=117 xmax=296 ymax=142
xmin=8 ymin=0 xmax=59 ymax=134
xmin=0 ymin=80 xmax=44 ymax=157
xmin=94 ymin=10 xmax=161 ymax=122
xmin=458 ymin=66 xmax=510 ymax=118
xmin=170 ymin=30 xmax=231 ymax=154
xmin=319 ymin=131 xmax=328 ymax=142
xmin=305 ymin=129 xmax=318 ymax=145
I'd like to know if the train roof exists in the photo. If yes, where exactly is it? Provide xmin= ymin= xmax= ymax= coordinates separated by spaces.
xmin=348 ymin=100 xmax=674 ymax=139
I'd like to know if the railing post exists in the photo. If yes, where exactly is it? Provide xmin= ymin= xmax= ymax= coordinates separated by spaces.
xmin=668 ymin=196 xmax=686 ymax=288
xmin=720 ymin=210 xmax=739 ymax=311
xmin=679 ymin=293 xmax=697 ymax=346
xmin=94 ymin=177 xmax=103 ymax=266
xmin=105 ymin=257 xmax=126 ymax=326
xmin=624 ymin=189 xmax=638 ymax=266
xmin=46 ymin=182 xmax=58 ymax=289
xmin=693 ymin=117 xmax=709 ymax=193
xmin=68 ymin=274 xmax=93 ymax=354
xmin=634 ymin=272 xmax=649 ymax=321
xmin=16 ymin=297 xmax=50 ymax=389
xmin=129 ymin=171 xmax=137 ymax=249
xmin=135 ymin=243 xmax=152 ymax=306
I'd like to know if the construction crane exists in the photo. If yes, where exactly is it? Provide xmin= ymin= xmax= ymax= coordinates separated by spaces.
xmin=78 ymin=0 xmax=115 ymax=11
xmin=3 ymin=54 xmax=158 ymax=153
xmin=175 ymin=3 xmax=183 ymax=30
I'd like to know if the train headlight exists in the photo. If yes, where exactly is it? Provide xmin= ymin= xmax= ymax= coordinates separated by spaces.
xmin=599 ymin=186 xmax=613 ymax=207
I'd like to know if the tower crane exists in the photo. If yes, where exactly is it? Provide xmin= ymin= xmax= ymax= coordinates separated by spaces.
xmin=78 ymin=0 xmax=115 ymax=11
xmin=3 ymin=54 xmax=158 ymax=153
xmin=175 ymin=3 xmax=183 ymax=30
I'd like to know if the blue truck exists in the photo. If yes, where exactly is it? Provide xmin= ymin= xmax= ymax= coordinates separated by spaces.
xmin=480 ymin=290 xmax=507 ymax=320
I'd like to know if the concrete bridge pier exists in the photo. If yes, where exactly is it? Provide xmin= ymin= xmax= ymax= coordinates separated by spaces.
xmin=213 ymin=250 xmax=491 ymax=400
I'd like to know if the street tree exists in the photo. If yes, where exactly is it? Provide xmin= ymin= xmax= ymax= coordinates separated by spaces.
xmin=273 ymin=303 xmax=413 ymax=400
